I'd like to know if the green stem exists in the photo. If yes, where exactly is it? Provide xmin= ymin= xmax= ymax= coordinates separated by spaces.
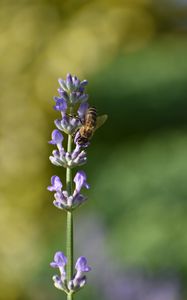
xmin=66 ymin=134 xmax=74 ymax=300
xmin=67 ymin=293 xmax=73 ymax=300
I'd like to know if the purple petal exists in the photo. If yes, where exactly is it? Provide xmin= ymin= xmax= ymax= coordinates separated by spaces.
xmin=49 ymin=129 xmax=63 ymax=145
xmin=73 ymin=194 xmax=87 ymax=206
xmin=53 ymin=200 xmax=64 ymax=210
xmin=61 ymin=115 xmax=69 ymax=127
xmin=80 ymin=80 xmax=88 ymax=87
xmin=71 ymin=144 xmax=81 ymax=160
xmin=66 ymin=73 xmax=73 ymax=89
xmin=74 ymin=171 xmax=90 ymax=194
xmin=72 ymin=76 xmax=80 ymax=88
xmin=57 ymin=89 xmax=69 ymax=100
xmin=58 ymin=78 xmax=67 ymax=91
xmin=75 ymin=257 xmax=91 ymax=273
xmin=51 ymin=251 xmax=67 ymax=268
xmin=72 ymin=275 xmax=87 ymax=290
xmin=53 ymin=97 xmax=67 ymax=112
xmin=79 ymin=86 xmax=84 ymax=93
xmin=47 ymin=176 xmax=62 ymax=192
xmin=78 ymin=102 xmax=89 ymax=119
xmin=50 ymin=262 xmax=59 ymax=268
xmin=78 ymin=94 xmax=88 ymax=103
xmin=70 ymin=118 xmax=81 ymax=127
xmin=53 ymin=191 xmax=67 ymax=209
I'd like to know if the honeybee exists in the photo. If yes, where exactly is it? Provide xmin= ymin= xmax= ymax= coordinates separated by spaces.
xmin=76 ymin=107 xmax=108 ymax=145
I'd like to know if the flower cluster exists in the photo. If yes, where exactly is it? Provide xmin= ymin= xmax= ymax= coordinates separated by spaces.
xmin=50 ymin=252 xmax=91 ymax=294
xmin=53 ymin=74 xmax=89 ymax=134
xmin=49 ymin=75 xmax=90 ymax=168
xmin=48 ymin=74 xmax=92 ymax=295
xmin=47 ymin=170 xmax=90 ymax=211
xmin=49 ymin=130 xmax=87 ymax=168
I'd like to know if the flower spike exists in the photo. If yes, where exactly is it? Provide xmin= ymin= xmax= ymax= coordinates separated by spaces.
xmin=48 ymin=74 xmax=106 ymax=297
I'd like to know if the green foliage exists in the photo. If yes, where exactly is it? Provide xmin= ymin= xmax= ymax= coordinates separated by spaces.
xmin=91 ymin=132 xmax=187 ymax=272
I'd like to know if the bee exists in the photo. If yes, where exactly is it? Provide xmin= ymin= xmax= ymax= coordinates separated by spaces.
xmin=76 ymin=107 xmax=108 ymax=145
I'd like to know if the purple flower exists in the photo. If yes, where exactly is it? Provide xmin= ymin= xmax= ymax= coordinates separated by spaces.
xmin=77 ymin=93 xmax=88 ymax=103
xmin=50 ymin=251 xmax=68 ymax=292
xmin=53 ymin=190 xmax=88 ymax=211
xmin=75 ymin=256 xmax=91 ymax=273
xmin=66 ymin=73 xmax=73 ymax=90
xmin=49 ymin=149 xmax=66 ymax=167
xmin=49 ymin=129 xmax=63 ymax=145
xmin=53 ymin=97 xmax=67 ymax=114
xmin=50 ymin=251 xmax=91 ymax=293
xmin=58 ymin=78 xmax=68 ymax=90
xmin=49 ymin=129 xmax=64 ymax=151
xmin=52 ymin=191 xmax=68 ymax=210
xmin=80 ymin=79 xmax=88 ymax=87
xmin=78 ymin=102 xmax=89 ymax=119
xmin=54 ymin=115 xmax=81 ymax=135
xmin=74 ymin=171 xmax=90 ymax=195
xmin=50 ymin=251 xmax=67 ymax=269
xmin=49 ymin=146 xmax=87 ymax=168
xmin=72 ymin=76 xmax=80 ymax=88
xmin=47 ymin=176 xmax=62 ymax=192
xmin=48 ymin=172 xmax=89 ymax=211
xmin=50 ymin=251 xmax=67 ymax=280
xmin=57 ymin=89 xmax=69 ymax=100
xmin=57 ymin=74 xmax=89 ymax=105
xmin=68 ymin=257 xmax=91 ymax=291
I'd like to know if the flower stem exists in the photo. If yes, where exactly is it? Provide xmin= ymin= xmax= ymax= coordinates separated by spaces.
xmin=66 ymin=134 xmax=74 ymax=299
xmin=67 ymin=293 xmax=73 ymax=300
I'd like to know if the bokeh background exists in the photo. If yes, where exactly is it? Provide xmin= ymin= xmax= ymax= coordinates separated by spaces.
xmin=1 ymin=0 xmax=187 ymax=299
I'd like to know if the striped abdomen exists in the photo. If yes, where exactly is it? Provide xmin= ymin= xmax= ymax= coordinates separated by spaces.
xmin=85 ymin=107 xmax=97 ymax=128
xmin=77 ymin=107 xmax=97 ymax=145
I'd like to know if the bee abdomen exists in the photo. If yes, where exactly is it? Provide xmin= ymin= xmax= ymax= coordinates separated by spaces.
xmin=88 ymin=107 xmax=97 ymax=115
xmin=86 ymin=107 xmax=97 ymax=127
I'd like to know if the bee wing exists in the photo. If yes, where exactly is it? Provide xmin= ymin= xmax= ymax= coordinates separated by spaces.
xmin=94 ymin=114 xmax=108 ymax=131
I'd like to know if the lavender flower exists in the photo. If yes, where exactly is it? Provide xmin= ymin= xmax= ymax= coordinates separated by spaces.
xmin=50 ymin=251 xmax=67 ymax=278
xmin=50 ymin=251 xmax=68 ymax=292
xmin=74 ymin=171 xmax=90 ymax=194
xmin=54 ymin=115 xmax=81 ymax=135
xmin=49 ymin=146 xmax=87 ymax=168
xmin=49 ymin=129 xmax=64 ymax=151
xmin=57 ymin=73 xmax=89 ymax=107
xmin=48 ymin=74 xmax=106 ymax=298
xmin=50 ymin=251 xmax=91 ymax=294
xmin=68 ymin=257 xmax=91 ymax=292
xmin=47 ymin=171 xmax=90 ymax=210
xmin=49 ymin=129 xmax=88 ymax=168
xmin=78 ymin=102 xmax=89 ymax=119
xmin=53 ymin=97 xmax=67 ymax=114
xmin=48 ymin=175 xmax=62 ymax=192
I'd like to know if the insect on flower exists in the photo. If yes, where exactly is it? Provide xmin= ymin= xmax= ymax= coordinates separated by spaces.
xmin=76 ymin=107 xmax=108 ymax=145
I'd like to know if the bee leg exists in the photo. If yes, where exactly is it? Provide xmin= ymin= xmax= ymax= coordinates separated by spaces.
xmin=66 ymin=113 xmax=83 ymax=124
xmin=72 ymin=128 xmax=80 ymax=142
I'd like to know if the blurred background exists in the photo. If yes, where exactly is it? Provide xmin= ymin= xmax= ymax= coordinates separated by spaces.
xmin=0 ymin=0 xmax=187 ymax=299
